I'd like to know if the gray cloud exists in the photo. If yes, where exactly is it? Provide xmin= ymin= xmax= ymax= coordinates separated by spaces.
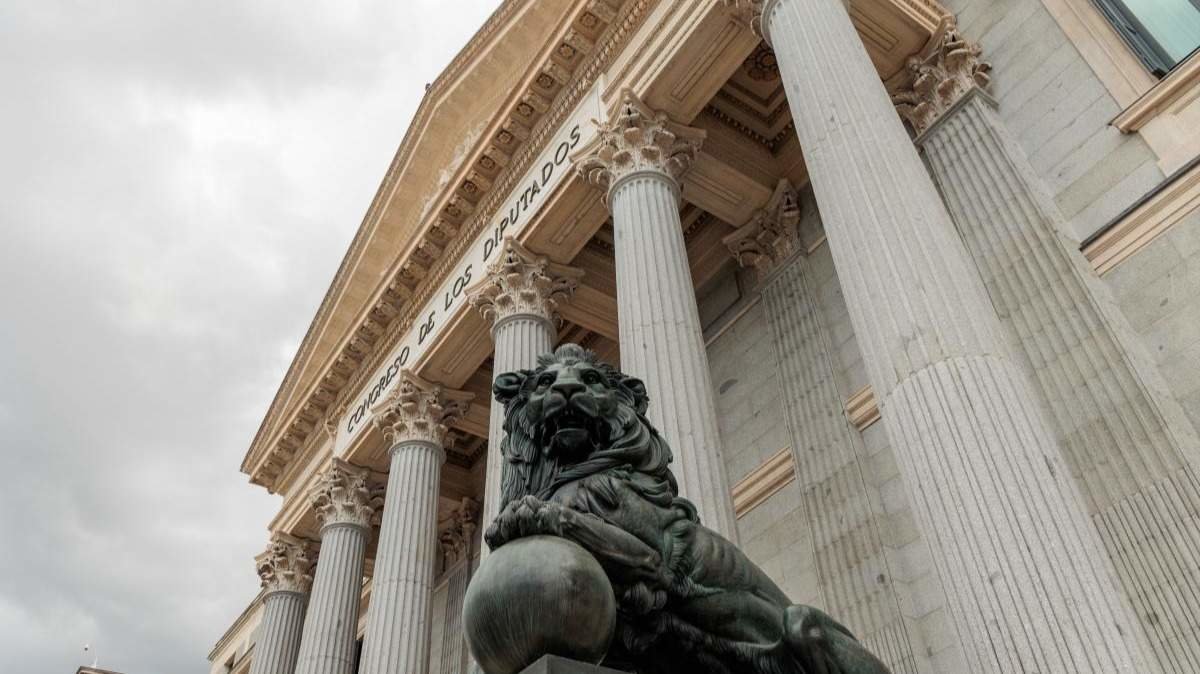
xmin=0 ymin=1 xmax=501 ymax=672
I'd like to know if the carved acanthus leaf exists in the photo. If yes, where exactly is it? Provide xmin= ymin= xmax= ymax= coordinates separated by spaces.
xmin=309 ymin=459 xmax=381 ymax=530
xmin=891 ymin=16 xmax=992 ymax=136
xmin=467 ymin=238 xmax=583 ymax=326
xmin=255 ymin=534 xmax=317 ymax=594
xmin=574 ymin=89 xmax=705 ymax=196
xmin=439 ymin=497 xmax=480 ymax=566
xmin=723 ymin=179 xmax=802 ymax=273
xmin=370 ymin=372 xmax=472 ymax=448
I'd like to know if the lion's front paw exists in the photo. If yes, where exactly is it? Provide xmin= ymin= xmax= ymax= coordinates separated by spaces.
xmin=484 ymin=496 xmax=569 ymax=550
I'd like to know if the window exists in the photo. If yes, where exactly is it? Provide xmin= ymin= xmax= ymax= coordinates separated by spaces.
xmin=1092 ymin=0 xmax=1200 ymax=75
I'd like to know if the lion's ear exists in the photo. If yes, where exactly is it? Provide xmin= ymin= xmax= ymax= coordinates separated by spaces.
xmin=493 ymin=370 xmax=531 ymax=406
xmin=619 ymin=376 xmax=649 ymax=415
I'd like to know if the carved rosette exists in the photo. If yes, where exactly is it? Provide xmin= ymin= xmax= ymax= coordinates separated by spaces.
xmin=723 ymin=179 xmax=803 ymax=273
xmin=467 ymin=238 xmax=583 ymax=327
xmin=439 ymin=497 xmax=480 ymax=567
xmin=723 ymin=0 xmax=768 ymax=38
xmin=370 ymin=371 xmax=472 ymax=448
xmin=255 ymin=534 xmax=317 ymax=594
xmin=891 ymin=17 xmax=992 ymax=136
xmin=575 ymin=89 xmax=705 ymax=196
xmin=309 ymin=459 xmax=380 ymax=530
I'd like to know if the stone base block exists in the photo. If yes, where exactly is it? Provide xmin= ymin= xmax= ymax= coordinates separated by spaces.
xmin=518 ymin=655 xmax=629 ymax=674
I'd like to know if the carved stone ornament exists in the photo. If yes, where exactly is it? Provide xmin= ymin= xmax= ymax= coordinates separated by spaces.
xmin=467 ymin=238 xmax=584 ymax=327
xmin=439 ymin=497 xmax=480 ymax=566
xmin=255 ymin=534 xmax=317 ymax=594
xmin=891 ymin=16 xmax=992 ymax=136
xmin=464 ymin=344 xmax=893 ymax=674
xmin=723 ymin=0 xmax=768 ymax=39
xmin=723 ymin=179 xmax=802 ymax=273
xmin=574 ymin=89 xmax=705 ymax=197
xmin=370 ymin=371 xmax=473 ymax=448
xmin=309 ymin=459 xmax=381 ymax=530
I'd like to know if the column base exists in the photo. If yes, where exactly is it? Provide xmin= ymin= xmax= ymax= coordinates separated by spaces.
xmin=518 ymin=655 xmax=629 ymax=674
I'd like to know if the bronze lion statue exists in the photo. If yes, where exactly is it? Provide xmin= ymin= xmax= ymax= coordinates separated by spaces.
xmin=485 ymin=343 xmax=892 ymax=674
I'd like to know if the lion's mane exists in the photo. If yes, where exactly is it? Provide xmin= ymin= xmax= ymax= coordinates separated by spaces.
xmin=494 ymin=344 xmax=690 ymax=517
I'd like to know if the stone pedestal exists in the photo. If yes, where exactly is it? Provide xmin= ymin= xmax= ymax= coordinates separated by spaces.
xmin=468 ymin=238 xmax=581 ymax=549
xmin=294 ymin=460 xmax=379 ymax=674
xmin=250 ymin=535 xmax=315 ymax=674
xmin=898 ymin=25 xmax=1200 ymax=664
xmin=731 ymin=0 xmax=1153 ymax=670
xmin=518 ymin=655 xmax=628 ymax=674
xmin=577 ymin=92 xmax=738 ymax=539
xmin=358 ymin=373 xmax=471 ymax=674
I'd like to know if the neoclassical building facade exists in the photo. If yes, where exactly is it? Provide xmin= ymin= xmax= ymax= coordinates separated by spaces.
xmin=209 ymin=1 xmax=1200 ymax=673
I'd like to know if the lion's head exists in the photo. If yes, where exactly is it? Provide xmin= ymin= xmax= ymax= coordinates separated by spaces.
xmin=493 ymin=343 xmax=677 ymax=510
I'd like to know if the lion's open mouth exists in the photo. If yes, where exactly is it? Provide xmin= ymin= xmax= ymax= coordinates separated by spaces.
xmin=543 ymin=404 xmax=606 ymax=456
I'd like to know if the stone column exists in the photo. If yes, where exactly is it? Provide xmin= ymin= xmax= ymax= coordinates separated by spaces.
xmin=437 ymin=498 xmax=479 ymax=674
xmin=725 ymin=0 xmax=1150 ymax=671
xmin=576 ymin=93 xmax=738 ymax=538
xmin=358 ymin=373 xmax=472 ymax=674
xmin=468 ymin=238 xmax=581 ymax=540
xmin=294 ymin=460 xmax=380 ymax=674
xmin=251 ymin=534 xmax=316 ymax=674
xmin=894 ymin=20 xmax=1200 ymax=670
xmin=724 ymin=182 xmax=919 ymax=673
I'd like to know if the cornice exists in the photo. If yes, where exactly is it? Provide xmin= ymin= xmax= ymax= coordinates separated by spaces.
xmin=245 ymin=0 xmax=658 ymax=491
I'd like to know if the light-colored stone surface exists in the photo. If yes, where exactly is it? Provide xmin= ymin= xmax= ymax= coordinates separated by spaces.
xmin=250 ymin=535 xmax=315 ymax=674
xmin=763 ymin=0 xmax=1149 ymax=670
xmin=920 ymin=84 xmax=1200 ymax=670
xmin=579 ymin=91 xmax=737 ymax=539
xmin=294 ymin=461 xmax=378 ymax=674
xmin=940 ymin=0 xmax=1165 ymax=242
xmin=761 ymin=254 xmax=920 ymax=674
xmin=360 ymin=375 xmax=469 ymax=674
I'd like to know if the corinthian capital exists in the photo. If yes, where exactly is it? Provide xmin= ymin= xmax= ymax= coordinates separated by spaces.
xmin=467 ymin=238 xmax=583 ymax=328
xmin=723 ymin=179 xmax=802 ymax=274
xmin=370 ymin=371 xmax=472 ymax=448
xmin=891 ymin=17 xmax=992 ymax=136
xmin=255 ymin=533 xmax=316 ymax=594
xmin=309 ymin=459 xmax=381 ymax=530
xmin=439 ymin=497 xmax=480 ymax=567
xmin=574 ymin=89 xmax=705 ymax=197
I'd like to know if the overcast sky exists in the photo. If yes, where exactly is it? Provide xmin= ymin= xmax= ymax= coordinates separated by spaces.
xmin=0 ymin=2 xmax=501 ymax=672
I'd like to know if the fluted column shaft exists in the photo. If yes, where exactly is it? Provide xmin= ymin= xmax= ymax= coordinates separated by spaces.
xmin=761 ymin=0 xmax=1148 ymax=671
xmin=482 ymin=314 xmax=555 ymax=542
xmin=252 ymin=536 xmax=314 ymax=674
xmin=761 ymin=255 xmax=918 ymax=674
xmin=921 ymin=89 xmax=1200 ymax=672
xmin=358 ymin=441 xmax=445 ymax=674
xmin=252 ymin=590 xmax=309 ymax=674
xmin=295 ymin=523 xmax=369 ymax=674
xmin=610 ymin=171 xmax=738 ymax=538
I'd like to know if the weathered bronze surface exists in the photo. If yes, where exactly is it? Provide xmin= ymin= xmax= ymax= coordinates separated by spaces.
xmin=468 ymin=343 xmax=892 ymax=674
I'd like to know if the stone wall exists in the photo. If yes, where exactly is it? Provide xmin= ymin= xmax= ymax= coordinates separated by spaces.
xmin=944 ymin=0 xmax=1164 ymax=242
xmin=1104 ymin=212 xmax=1200 ymax=441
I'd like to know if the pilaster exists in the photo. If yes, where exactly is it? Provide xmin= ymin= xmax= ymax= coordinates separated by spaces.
xmin=576 ymin=90 xmax=738 ymax=539
xmin=727 ymin=187 xmax=921 ymax=672
xmin=437 ymin=498 xmax=479 ymax=674
xmin=898 ymin=18 xmax=1200 ymax=669
xmin=759 ymin=0 xmax=1150 ymax=670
